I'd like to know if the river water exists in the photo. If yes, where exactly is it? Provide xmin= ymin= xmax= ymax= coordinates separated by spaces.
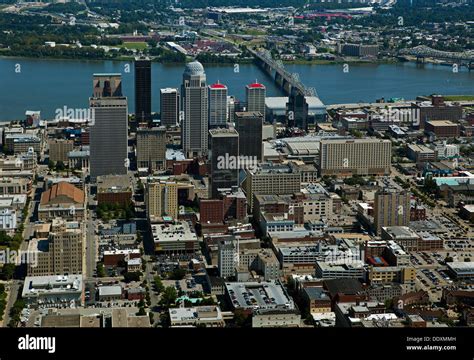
xmin=0 ymin=57 xmax=472 ymax=120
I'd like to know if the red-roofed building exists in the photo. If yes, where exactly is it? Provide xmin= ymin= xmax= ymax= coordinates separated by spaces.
xmin=209 ymin=81 xmax=228 ymax=127
xmin=39 ymin=182 xmax=85 ymax=221
xmin=246 ymin=81 xmax=266 ymax=118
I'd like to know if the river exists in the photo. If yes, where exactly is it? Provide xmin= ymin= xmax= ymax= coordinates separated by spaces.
xmin=0 ymin=57 xmax=473 ymax=120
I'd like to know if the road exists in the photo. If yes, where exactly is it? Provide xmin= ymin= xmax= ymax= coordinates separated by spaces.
xmin=85 ymin=184 xmax=98 ymax=279
xmin=85 ymin=217 xmax=97 ymax=279
xmin=2 ymin=280 xmax=22 ymax=327
xmin=2 ymin=180 xmax=39 ymax=327
xmin=144 ymin=256 xmax=161 ymax=325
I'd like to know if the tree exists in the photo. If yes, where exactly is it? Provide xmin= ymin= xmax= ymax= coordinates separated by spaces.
xmin=96 ymin=262 xmax=105 ymax=277
xmin=48 ymin=160 xmax=55 ymax=170
xmin=170 ymin=268 xmax=186 ymax=280
xmin=0 ymin=264 xmax=15 ymax=280
xmin=56 ymin=160 xmax=66 ymax=171
xmin=123 ymin=271 xmax=142 ymax=283
xmin=154 ymin=276 xmax=165 ymax=294
xmin=137 ymin=307 xmax=146 ymax=316
xmin=160 ymin=286 xmax=177 ymax=308
xmin=160 ymin=311 xmax=170 ymax=328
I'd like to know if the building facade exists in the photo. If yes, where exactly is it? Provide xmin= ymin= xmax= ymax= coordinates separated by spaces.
xmin=136 ymin=127 xmax=166 ymax=171
xmin=181 ymin=61 xmax=208 ymax=157
xmin=134 ymin=57 xmax=152 ymax=123
xmin=208 ymin=82 xmax=228 ymax=128
xmin=160 ymin=88 xmax=179 ymax=127
xmin=89 ymin=74 xmax=128 ymax=181
xmin=208 ymin=128 xmax=239 ymax=198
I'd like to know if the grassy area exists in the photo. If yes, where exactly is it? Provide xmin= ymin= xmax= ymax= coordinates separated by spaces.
xmin=443 ymin=95 xmax=474 ymax=101
xmin=121 ymin=42 xmax=148 ymax=50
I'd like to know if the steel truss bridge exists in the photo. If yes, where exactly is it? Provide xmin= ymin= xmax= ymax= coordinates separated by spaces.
xmin=250 ymin=48 xmax=318 ymax=97
xmin=399 ymin=45 xmax=474 ymax=67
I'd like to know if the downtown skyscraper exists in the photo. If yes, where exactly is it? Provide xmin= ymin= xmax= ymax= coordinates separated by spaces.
xmin=246 ymin=81 xmax=266 ymax=119
xmin=134 ymin=57 xmax=152 ymax=123
xmin=181 ymin=61 xmax=208 ymax=158
xmin=208 ymin=128 xmax=239 ymax=198
xmin=89 ymin=74 xmax=128 ymax=181
xmin=208 ymin=81 xmax=228 ymax=128
xmin=160 ymin=88 xmax=179 ymax=127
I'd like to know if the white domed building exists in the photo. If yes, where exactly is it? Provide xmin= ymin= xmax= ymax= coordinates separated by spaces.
xmin=181 ymin=61 xmax=208 ymax=158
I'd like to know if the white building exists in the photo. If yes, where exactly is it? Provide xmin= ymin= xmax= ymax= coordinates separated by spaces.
xmin=182 ymin=61 xmax=208 ymax=157
xmin=0 ymin=208 xmax=17 ymax=232
xmin=435 ymin=141 xmax=459 ymax=159
xmin=218 ymin=239 xmax=236 ymax=278
xmin=169 ymin=306 xmax=225 ymax=327
xmin=22 ymin=274 xmax=83 ymax=306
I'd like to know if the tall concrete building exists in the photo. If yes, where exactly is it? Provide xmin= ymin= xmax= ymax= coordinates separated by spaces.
xmin=209 ymin=128 xmax=239 ymax=198
xmin=235 ymin=111 xmax=263 ymax=161
xmin=319 ymin=139 xmax=391 ymax=177
xmin=136 ymin=127 xmax=166 ymax=172
xmin=181 ymin=61 xmax=208 ymax=158
xmin=374 ymin=182 xmax=411 ymax=235
xmin=28 ymin=218 xmax=83 ymax=276
xmin=134 ymin=57 xmax=152 ymax=123
xmin=208 ymin=82 xmax=228 ymax=128
xmin=90 ymin=74 xmax=128 ymax=181
xmin=160 ymin=88 xmax=179 ymax=127
xmin=218 ymin=239 xmax=236 ymax=278
xmin=49 ymin=139 xmax=74 ymax=163
xmin=146 ymin=181 xmax=179 ymax=220
xmin=246 ymin=82 xmax=266 ymax=118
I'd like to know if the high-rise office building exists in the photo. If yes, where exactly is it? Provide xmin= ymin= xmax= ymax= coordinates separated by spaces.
xmin=134 ymin=57 xmax=152 ymax=123
xmin=208 ymin=82 xmax=228 ymax=128
xmin=181 ymin=61 xmax=208 ymax=158
xmin=90 ymin=74 xmax=128 ymax=181
xmin=319 ymin=139 xmax=391 ymax=177
xmin=209 ymin=128 xmax=239 ymax=198
xmin=146 ymin=181 xmax=179 ymax=220
xmin=49 ymin=139 xmax=74 ymax=163
xmin=246 ymin=82 xmax=266 ymax=118
xmin=218 ymin=239 xmax=236 ymax=278
xmin=374 ymin=182 xmax=411 ymax=235
xmin=160 ymin=88 xmax=179 ymax=127
xmin=136 ymin=127 xmax=166 ymax=172
xmin=28 ymin=218 xmax=83 ymax=276
xmin=235 ymin=111 xmax=263 ymax=161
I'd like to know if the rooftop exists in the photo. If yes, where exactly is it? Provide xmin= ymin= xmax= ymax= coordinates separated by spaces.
xmin=40 ymin=182 xmax=85 ymax=205
xmin=225 ymin=280 xmax=295 ymax=311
